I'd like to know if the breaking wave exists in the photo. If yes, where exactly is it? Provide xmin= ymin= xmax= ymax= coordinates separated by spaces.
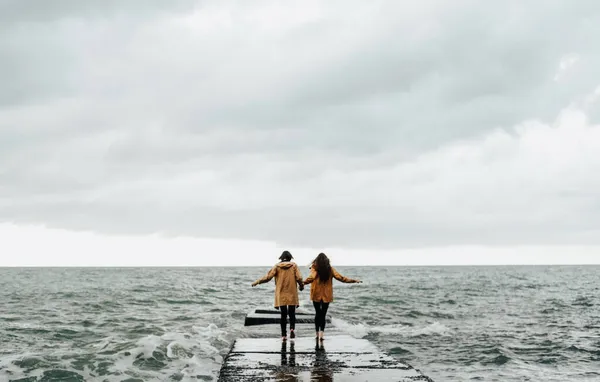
xmin=2 ymin=266 xmax=600 ymax=382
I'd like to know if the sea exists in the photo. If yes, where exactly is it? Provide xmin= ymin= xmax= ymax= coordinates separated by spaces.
xmin=1 ymin=266 xmax=599 ymax=382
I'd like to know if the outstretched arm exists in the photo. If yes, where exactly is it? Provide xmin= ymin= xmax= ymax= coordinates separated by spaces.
xmin=303 ymin=267 xmax=317 ymax=285
xmin=251 ymin=266 xmax=277 ymax=287
xmin=332 ymin=267 xmax=361 ymax=283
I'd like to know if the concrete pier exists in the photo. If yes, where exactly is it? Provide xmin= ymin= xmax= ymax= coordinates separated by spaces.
xmin=217 ymin=335 xmax=434 ymax=381
xmin=244 ymin=308 xmax=331 ymax=327
xmin=224 ymin=307 xmax=434 ymax=381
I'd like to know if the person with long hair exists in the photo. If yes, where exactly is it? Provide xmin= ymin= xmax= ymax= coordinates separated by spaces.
xmin=251 ymin=250 xmax=304 ymax=341
xmin=303 ymin=252 xmax=361 ymax=341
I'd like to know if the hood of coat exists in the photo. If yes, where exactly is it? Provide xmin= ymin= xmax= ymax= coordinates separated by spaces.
xmin=276 ymin=261 xmax=295 ymax=269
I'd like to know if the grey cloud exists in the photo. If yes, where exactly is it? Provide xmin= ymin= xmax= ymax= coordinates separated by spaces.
xmin=0 ymin=0 xmax=198 ymax=24
xmin=0 ymin=0 xmax=197 ymax=106
xmin=2 ymin=0 xmax=600 ymax=249
xmin=3 ymin=199 xmax=600 ymax=249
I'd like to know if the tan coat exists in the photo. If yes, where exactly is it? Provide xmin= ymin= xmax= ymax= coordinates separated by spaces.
xmin=253 ymin=261 xmax=303 ymax=307
xmin=303 ymin=266 xmax=359 ymax=303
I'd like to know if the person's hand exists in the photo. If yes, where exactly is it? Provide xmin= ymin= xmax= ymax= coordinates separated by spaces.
xmin=251 ymin=281 xmax=258 ymax=287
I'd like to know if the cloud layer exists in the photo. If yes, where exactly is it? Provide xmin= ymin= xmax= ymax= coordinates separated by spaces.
xmin=2 ymin=0 xmax=600 ymax=251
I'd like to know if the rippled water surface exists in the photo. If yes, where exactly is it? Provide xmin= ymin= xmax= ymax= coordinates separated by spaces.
xmin=1 ymin=266 xmax=600 ymax=381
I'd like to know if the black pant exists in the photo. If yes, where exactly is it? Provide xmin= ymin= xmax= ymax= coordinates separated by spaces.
xmin=280 ymin=305 xmax=296 ymax=336
xmin=313 ymin=301 xmax=330 ymax=332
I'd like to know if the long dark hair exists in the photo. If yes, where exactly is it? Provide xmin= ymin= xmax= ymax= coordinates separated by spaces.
xmin=313 ymin=253 xmax=332 ymax=282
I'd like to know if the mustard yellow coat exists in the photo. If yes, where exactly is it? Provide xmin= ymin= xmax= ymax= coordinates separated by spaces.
xmin=303 ymin=266 xmax=359 ymax=303
xmin=253 ymin=261 xmax=303 ymax=307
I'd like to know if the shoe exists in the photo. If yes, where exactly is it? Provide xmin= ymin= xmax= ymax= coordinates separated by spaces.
xmin=282 ymin=336 xmax=287 ymax=341
xmin=290 ymin=329 xmax=295 ymax=339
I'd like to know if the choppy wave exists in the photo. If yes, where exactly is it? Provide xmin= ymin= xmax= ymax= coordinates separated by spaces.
xmin=0 ymin=325 xmax=226 ymax=381
xmin=2 ymin=266 xmax=600 ymax=381
xmin=332 ymin=318 xmax=452 ymax=338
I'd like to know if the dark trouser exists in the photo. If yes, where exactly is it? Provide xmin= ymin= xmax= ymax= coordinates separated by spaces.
xmin=313 ymin=301 xmax=330 ymax=332
xmin=280 ymin=305 xmax=296 ymax=336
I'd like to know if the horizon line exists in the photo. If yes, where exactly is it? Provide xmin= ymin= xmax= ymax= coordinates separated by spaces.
xmin=2 ymin=263 xmax=599 ymax=268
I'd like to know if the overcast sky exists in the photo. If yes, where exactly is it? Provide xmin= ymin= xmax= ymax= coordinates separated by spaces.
xmin=2 ymin=1 xmax=600 ymax=266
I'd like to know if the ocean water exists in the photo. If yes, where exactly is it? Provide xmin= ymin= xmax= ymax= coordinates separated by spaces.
xmin=1 ymin=266 xmax=600 ymax=381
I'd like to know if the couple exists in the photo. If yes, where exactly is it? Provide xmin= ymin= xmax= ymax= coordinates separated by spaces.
xmin=251 ymin=250 xmax=362 ymax=341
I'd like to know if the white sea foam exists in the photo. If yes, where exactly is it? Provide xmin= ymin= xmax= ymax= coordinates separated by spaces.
xmin=132 ymin=334 xmax=163 ymax=359
xmin=332 ymin=318 xmax=452 ymax=338
xmin=5 ymin=266 xmax=596 ymax=382
xmin=408 ymin=322 xmax=452 ymax=337
xmin=102 ymin=323 xmax=228 ymax=381
xmin=0 ymin=352 xmax=92 ymax=382
xmin=330 ymin=318 xmax=370 ymax=338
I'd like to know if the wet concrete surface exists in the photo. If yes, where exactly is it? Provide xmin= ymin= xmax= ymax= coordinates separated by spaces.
xmin=254 ymin=309 xmax=313 ymax=315
xmin=217 ymin=335 xmax=434 ymax=381
xmin=245 ymin=308 xmax=331 ymax=327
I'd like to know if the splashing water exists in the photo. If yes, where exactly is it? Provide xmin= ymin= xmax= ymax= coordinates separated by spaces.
xmin=2 ymin=266 xmax=600 ymax=381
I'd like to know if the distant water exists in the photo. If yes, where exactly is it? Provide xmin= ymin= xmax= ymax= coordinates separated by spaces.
xmin=1 ymin=266 xmax=600 ymax=381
